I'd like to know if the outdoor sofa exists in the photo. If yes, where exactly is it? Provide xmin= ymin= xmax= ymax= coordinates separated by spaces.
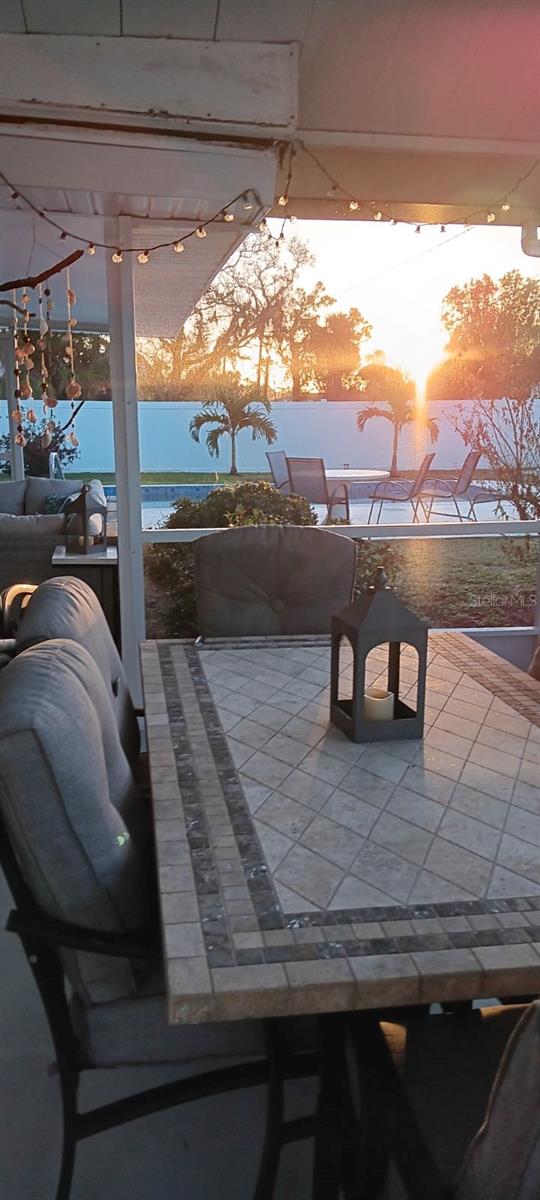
xmin=0 ymin=477 xmax=108 ymax=594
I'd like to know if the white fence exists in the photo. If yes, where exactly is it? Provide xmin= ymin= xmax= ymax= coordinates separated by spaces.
xmin=6 ymin=397 xmax=538 ymax=475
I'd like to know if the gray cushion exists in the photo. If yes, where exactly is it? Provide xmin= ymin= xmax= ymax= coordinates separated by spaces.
xmin=70 ymin=965 xmax=266 ymax=1067
xmin=24 ymin=476 xmax=83 ymax=514
xmin=194 ymin=525 xmax=356 ymax=637
xmin=16 ymin=576 xmax=140 ymax=767
xmin=0 ymin=480 xmax=26 ymax=515
xmin=456 ymin=1001 xmax=540 ymax=1200
xmin=0 ymin=639 xmax=150 ymax=1003
xmin=0 ymin=512 xmax=65 ymax=538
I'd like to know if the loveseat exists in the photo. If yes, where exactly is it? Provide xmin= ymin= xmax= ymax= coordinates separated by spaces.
xmin=0 ymin=477 xmax=107 ymax=593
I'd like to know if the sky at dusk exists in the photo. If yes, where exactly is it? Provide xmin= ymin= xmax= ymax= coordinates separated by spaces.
xmin=269 ymin=218 xmax=540 ymax=396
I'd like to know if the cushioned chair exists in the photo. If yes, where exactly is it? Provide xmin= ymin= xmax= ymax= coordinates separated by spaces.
xmin=194 ymin=525 xmax=356 ymax=637
xmin=14 ymin=575 xmax=140 ymax=770
xmin=377 ymin=1003 xmax=540 ymax=1199
xmin=0 ymin=639 xmax=316 ymax=1199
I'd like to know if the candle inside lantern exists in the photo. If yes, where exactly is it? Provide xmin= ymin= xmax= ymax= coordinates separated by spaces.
xmin=364 ymin=687 xmax=394 ymax=721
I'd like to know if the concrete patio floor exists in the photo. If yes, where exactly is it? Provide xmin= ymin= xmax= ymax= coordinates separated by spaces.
xmin=0 ymin=870 xmax=315 ymax=1199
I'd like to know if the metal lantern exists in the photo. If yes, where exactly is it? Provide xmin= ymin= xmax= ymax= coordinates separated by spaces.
xmin=330 ymin=568 xmax=428 ymax=742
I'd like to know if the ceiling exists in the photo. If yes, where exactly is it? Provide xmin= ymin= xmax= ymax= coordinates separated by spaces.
xmin=0 ymin=1 xmax=538 ymax=229
xmin=1 ymin=0 xmax=538 ymax=146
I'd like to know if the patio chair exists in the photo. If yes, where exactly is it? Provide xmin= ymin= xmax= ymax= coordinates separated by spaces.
xmin=374 ymin=1001 xmax=540 ymax=1199
xmin=13 ymin=575 xmax=140 ymax=772
xmin=194 ymin=524 xmax=356 ymax=636
xmin=419 ymin=450 xmax=482 ymax=522
xmin=367 ymin=453 xmax=436 ymax=524
xmin=0 ymin=639 xmax=317 ymax=1200
xmin=286 ymin=456 xmax=349 ymax=521
xmin=266 ymin=450 xmax=290 ymax=494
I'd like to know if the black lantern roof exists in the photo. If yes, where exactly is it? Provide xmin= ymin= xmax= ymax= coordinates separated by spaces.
xmin=334 ymin=568 xmax=428 ymax=635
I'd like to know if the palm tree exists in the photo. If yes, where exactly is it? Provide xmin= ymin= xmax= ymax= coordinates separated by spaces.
xmin=189 ymin=378 xmax=277 ymax=476
xmin=356 ymin=363 xmax=438 ymax=476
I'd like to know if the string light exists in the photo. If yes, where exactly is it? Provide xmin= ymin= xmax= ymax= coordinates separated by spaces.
xmin=501 ymin=201 xmax=511 ymax=212
xmin=373 ymin=210 xmax=383 ymax=221
xmin=278 ymin=194 xmax=288 ymax=206
xmin=486 ymin=211 xmax=496 ymax=223
xmin=0 ymin=171 xmax=263 ymax=257
xmin=348 ymin=200 xmax=359 ymax=212
xmin=111 ymin=249 xmax=123 ymax=263
xmin=173 ymin=241 xmax=184 ymax=254
xmin=137 ymin=250 xmax=149 ymax=264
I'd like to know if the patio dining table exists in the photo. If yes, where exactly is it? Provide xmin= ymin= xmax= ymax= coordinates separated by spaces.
xmin=141 ymin=633 xmax=540 ymax=1026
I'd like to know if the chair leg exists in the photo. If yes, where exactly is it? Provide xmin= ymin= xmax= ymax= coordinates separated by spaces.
xmin=367 ymin=497 xmax=376 ymax=524
xmin=252 ymin=1025 xmax=285 ymax=1200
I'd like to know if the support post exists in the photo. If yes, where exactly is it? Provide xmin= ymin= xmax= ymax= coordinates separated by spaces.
xmin=1 ymin=329 xmax=25 ymax=480
xmin=105 ymin=217 xmax=145 ymax=703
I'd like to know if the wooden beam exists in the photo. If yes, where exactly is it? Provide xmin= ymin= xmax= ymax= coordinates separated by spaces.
xmin=0 ymin=35 xmax=297 ymax=131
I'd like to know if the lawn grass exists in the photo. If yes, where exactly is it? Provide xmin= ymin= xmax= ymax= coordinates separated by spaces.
xmin=66 ymin=471 xmax=270 ymax=484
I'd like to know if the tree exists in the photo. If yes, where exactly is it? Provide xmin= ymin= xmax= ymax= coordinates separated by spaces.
xmin=0 ymin=416 xmax=80 ymax=477
xmin=426 ymin=271 xmax=540 ymax=518
xmin=356 ymin=363 xmax=438 ymax=476
xmin=189 ymin=377 xmax=277 ymax=475
xmin=427 ymin=271 xmax=540 ymax=402
xmin=306 ymin=309 xmax=372 ymax=400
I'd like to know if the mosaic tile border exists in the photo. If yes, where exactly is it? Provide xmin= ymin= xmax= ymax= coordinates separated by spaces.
xmin=158 ymin=636 xmax=540 ymax=972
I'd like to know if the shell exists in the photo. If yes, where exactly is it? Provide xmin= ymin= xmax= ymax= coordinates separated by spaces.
xmin=69 ymin=431 xmax=79 ymax=447
xmin=66 ymin=381 xmax=82 ymax=400
xmin=68 ymin=317 xmax=78 ymax=328
xmin=11 ymin=408 xmax=22 ymax=422
xmin=67 ymin=289 xmax=77 ymax=305
xmin=15 ymin=433 xmax=27 ymax=447
xmin=15 ymin=346 xmax=27 ymax=361
xmin=27 ymin=408 xmax=37 ymax=423
xmin=40 ymin=430 xmax=53 ymax=449
xmin=20 ymin=383 xmax=33 ymax=400
xmin=46 ymin=395 xmax=58 ymax=409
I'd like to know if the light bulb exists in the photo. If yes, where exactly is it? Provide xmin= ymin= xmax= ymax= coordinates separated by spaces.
xmin=501 ymin=201 xmax=510 ymax=212
xmin=87 ymin=243 xmax=96 ymax=255
xmin=348 ymin=200 xmax=359 ymax=212
xmin=373 ymin=210 xmax=383 ymax=221
xmin=486 ymin=211 xmax=496 ymax=223
xmin=173 ymin=241 xmax=184 ymax=254
xmin=195 ymin=226 xmax=207 ymax=238
xmin=137 ymin=250 xmax=149 ymax=264
xmin=112 ymin=249 xmax=123 ymax=263
xmin=289 ymin=215 xmax=297 ymax=224
xmin=278 ymin=194 xmax=288 ymax=207
xmin=223 ymin=212 xmax=235 ymax=222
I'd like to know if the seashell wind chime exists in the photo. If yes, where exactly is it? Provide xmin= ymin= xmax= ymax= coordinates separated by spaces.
xmin=11 ymin=269 xmax=82 ymax=452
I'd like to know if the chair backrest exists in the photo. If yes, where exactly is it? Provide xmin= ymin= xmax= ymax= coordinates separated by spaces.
xmin=266 ymin=450 xmax=290 ymax=493
xmin=0 ymin=513 xmax=64 ymax=592
xmin=0 ymin=639 xmax=151 ymax=1003
xmin=194 ymin=525 xmax=356 ymax=636
xmin=454 ymin=450 xmax=482 ymax=495
xmin=286 ymin=457 xmax=329 ymax=505
xmin=410 ymin=452 xmax=436 ymax=496
xmin=14 ymin=575 xmax=140 ymax=768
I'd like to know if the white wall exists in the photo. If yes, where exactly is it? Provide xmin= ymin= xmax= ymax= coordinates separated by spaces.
xmin=28 ymin=398 xmax=535 ymax=475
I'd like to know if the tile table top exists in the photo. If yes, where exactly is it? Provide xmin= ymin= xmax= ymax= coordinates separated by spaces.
xmin=141 ymin=633 xmax=540 ymax=1023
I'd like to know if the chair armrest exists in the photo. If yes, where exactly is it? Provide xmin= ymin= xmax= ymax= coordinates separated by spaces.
xmin=6 ymin=908 xmax=161 ymax=960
